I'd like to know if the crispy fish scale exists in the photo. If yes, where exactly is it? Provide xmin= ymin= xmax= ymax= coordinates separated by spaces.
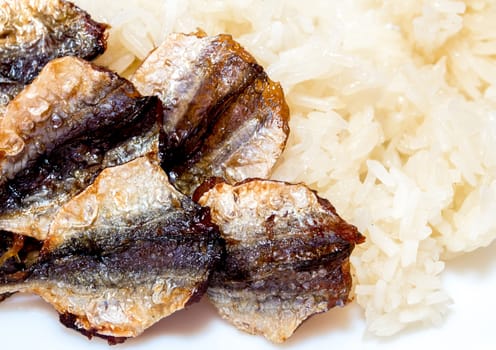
xmin=0 ymin=56 xmax=162 ymax=240
xmin=196 ymin=179 xmax=365 ymax=343
xmin=0 ymin=157 xmax=222 ymax=343
xmin=131 ymin=31 xmax=289 ymax=195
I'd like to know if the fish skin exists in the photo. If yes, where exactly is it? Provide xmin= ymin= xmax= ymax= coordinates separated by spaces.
xmin=0 ymin=0 xmax=107 ymax=86
xmin=0 ymin=56 xmax=162 ymax=240
xmin=0 ymin=0 xmax=107 ymax=112
xmin=197 ymin=179 xmax=365 ymax=343
xmin=131 ymin=31 xmax=261 ymax=163
xmin=0 ymin=157 xmax=222 ymax=342
xmin=169 ymin=72 xmax=290 ymax=195
xmin=131 ymin=31 xmax=289 ymax=195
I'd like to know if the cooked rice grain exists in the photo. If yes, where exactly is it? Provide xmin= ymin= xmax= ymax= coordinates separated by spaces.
xmin=74 ymin=0 xmax=496 ymax=336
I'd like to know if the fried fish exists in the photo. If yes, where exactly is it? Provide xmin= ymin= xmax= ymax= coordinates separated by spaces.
xmin=131 ymin=31 xmax=289 ymax=195
xmin=0 ymin=157 xmax=222 ymax=343
xmin=0 ymin=6 xmax=360 ymax=342
xmin=0 ymin=56 xmax=161 ymax=239
xmin=196 ymin=179 xmax=365 ymax=343
xmin=0 ymin=0 xmax=107 ymax=112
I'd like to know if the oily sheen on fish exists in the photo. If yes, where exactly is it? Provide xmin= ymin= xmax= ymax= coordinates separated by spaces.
xmin=196 ymin=179 xmax=365 ymax=343
xmin=0 ymin=81 xmax=23 ymax=116
xmin=169 ymin=72 xmax=290 ymax=195
xmin=131 ymin=31 xmax=289 ymax=195
xmin=0 ymin=56 xmax=162 ymax=240
xmin=0 ymin=157 xmax=222 ymax=343
xmin=0 ymin=0 xmax=107 ymax=112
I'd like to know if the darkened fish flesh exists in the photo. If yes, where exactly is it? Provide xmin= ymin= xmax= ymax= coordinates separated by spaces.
xmin=0 ymin=56 xmax=162 ymax=239
xmin=0 ymin=230 xmax=42 ymax=301
xmin=131 ymin=31 xmax=289 ymax=195
xmin=196 ymin=179 xmax=365 ymax=343
xmin=0 ymin=0 xmax=107 ymax=110
xmin=0 ymin=157 xmax=222 ymax=343
xmin=0 ymin=231 xmax=41 ymax=274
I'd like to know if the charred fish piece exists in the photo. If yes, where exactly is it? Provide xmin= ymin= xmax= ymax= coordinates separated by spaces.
xmin=196 ymin=179 xmax=365 ymax=343
xmin=0 ymin=0 xmax=107 ymax=104
xmin=131 ymin=31 xmax=289 ymax=195
xmin=0 ymin=56 xmax=162 ymax=240
xmin=0 ymin=157 xmax=222 ymax=343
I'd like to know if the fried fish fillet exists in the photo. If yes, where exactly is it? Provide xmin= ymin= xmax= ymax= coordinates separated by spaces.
xmin=0 ymin=0 xmax=107 ymax=113
xmin=0 ymin=157 xmax=222 ymax=343
xmin=0 ymin=56 xmax=161 ymax=239
xmin=131 ymin=31 xmax=289 ymax=195
xmin=196 ymin=179 xmax=365 ymax=343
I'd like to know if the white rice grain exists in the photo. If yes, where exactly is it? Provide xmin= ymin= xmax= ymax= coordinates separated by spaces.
xmin=74 ymin=0 xmax=496 ymax=338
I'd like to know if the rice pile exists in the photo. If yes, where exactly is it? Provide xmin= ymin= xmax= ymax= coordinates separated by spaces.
xmin=74 ymin=0 xmax=496 ymax=337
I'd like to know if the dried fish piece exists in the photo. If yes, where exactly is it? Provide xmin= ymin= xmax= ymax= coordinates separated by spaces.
xmin=0 ymin=157 xmax=222 ymax=343
xmin=131 ymin=31 xmax=260 ymax=162
xmin=169 ymin=72 xmax=290 ymax=195
xmin=0 ymin=56 xmax=162 ymax=239
xmin=196 ymin=179 xmax=365 ymax=343
xmin=131 ymin=31 xmax=289 ymax=195
xmin=0 ymin=0 xmax=107 ymax=87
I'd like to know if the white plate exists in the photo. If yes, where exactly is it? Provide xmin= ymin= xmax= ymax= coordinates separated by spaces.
xmin=1 ymin=240 xmax=494 ymax=350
